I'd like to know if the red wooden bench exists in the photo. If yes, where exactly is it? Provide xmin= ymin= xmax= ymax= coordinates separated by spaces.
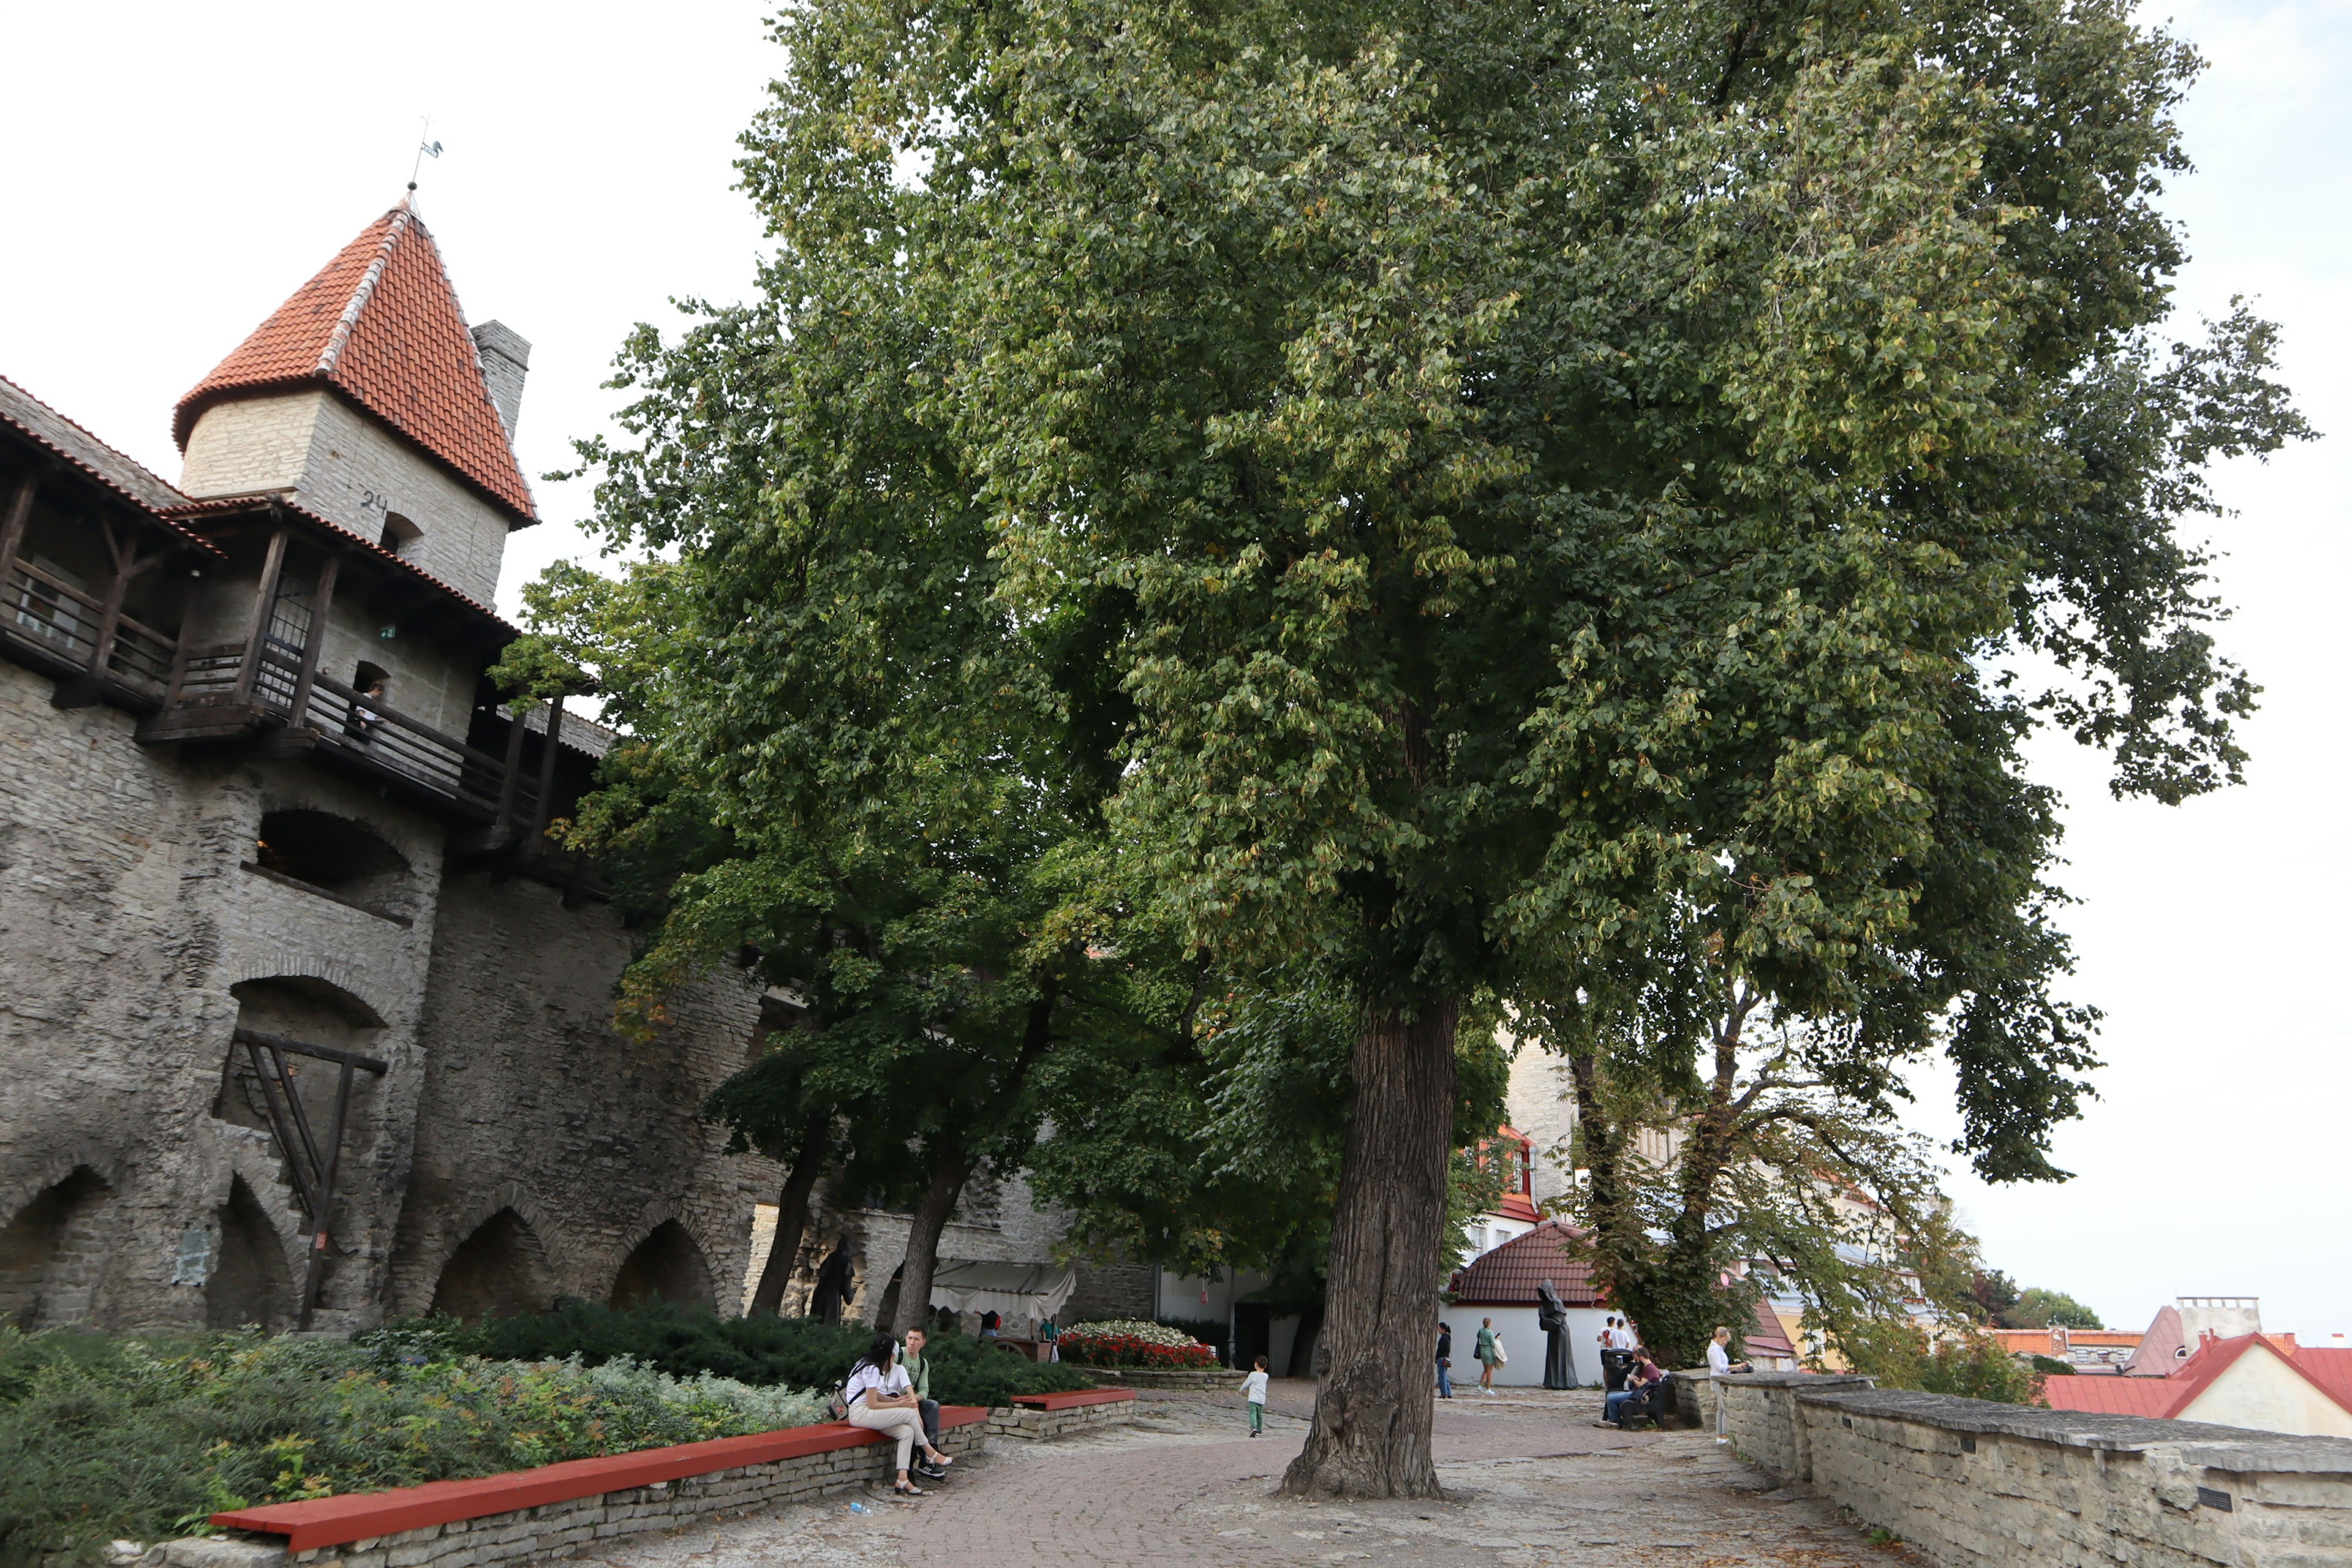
xmin=209 ymin=1406 xmax=990 ymax=1551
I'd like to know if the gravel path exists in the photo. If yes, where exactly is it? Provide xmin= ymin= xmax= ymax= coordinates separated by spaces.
xmin=567 ymin=1384 xmax=1909 ymax=1568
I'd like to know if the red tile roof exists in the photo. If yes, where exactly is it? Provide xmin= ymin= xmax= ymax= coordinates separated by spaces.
xmin=174 ymin=203 xmax=535 ymax=524
xmin=2040 ymin=1334 xmax=2352 ymax=1425
xmin=2039 ymin=1374 xmax=2179 ymax=1417
xmin=0 ymin=374 xmax=219 ymax=556
xmin=2294 ymin=1348 xmax=2352 ymax=1409
xmin=1448 ymin=1219 xmax=1606 ymax=1307
xmin=1745 ymin=1298 xmax=1796 ymax=1360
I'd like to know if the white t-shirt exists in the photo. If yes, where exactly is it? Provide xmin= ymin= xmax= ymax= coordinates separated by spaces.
xmin=845 ymin=1360 xmax=912 ymax=1408
xmin=1611 ymin=1327 xmax=1637 ymax=1351
xmin=1707 ymin=1341 xmax=1733 ymax=1376
xmin=1242 ymin=1370 xmax=1270 ymax=1403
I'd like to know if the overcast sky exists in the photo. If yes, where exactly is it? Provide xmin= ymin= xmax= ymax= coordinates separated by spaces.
xmin=3 ymin=1 xmax=2343 ymax=1340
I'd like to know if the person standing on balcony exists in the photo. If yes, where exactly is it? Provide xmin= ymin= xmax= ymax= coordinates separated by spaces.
xmin=349 ymin=679 xmax=386 ymax=741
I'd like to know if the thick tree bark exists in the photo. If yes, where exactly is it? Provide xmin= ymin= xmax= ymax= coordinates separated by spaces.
xmin=1281 ymin=996 xmax=1458 ymax=1499
xmin=746 ymin=1113 xmax=831 ymax=1317
xmin=889 ymin=1144 xmax=978 ymax=1337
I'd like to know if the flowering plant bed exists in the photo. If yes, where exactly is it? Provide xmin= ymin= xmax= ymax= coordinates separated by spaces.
xmin=1057 ymin=1321 xmax=1219 ymax=1368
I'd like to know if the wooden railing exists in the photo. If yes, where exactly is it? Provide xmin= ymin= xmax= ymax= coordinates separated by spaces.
xmin=167 ymin=636 xmax=543 ymax=823
xmin=1 ymin=554 xmax=178 ymax=694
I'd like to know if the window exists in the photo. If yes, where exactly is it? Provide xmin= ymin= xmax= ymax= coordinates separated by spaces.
xmin=379 ymin=513 xmax=421 ymax=560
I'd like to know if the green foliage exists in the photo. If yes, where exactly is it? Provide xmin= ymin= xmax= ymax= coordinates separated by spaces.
xmin=548 ymin=0 xmax=2301 ymax=1457
xmin=1834 ymin=1321 xmax=2046 ymax=1406
xmin=0 ymin=1327 xmax=825 ymax=1568
xmin=443 ymin=1300 xmax=1091 ymax=1408
xmin=2011 ymin=1288 xmax=2105 ymax=1331
xmin=2030 ymin=1354 xmax=2076 ymax=1377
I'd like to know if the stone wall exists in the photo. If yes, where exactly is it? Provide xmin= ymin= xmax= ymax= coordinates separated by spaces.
xmin=1717 ymin=1372 xmax=2352 ymax=1567
xmin=0 ymin=660 xmax=452 ymax=1332
xmin=390 ymin=869 xmax=775 ymax=1319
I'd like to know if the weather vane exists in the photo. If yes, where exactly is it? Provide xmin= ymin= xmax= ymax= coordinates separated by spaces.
xmin=409 ymin=116 xmax=443 ymax=192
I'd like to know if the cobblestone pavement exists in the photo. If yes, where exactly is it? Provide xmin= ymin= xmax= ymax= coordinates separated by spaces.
xmin=573 ymin=1383 xmax=1907 ymax=1568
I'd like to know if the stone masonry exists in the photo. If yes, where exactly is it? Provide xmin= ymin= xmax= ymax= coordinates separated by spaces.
xmin=1716 ymin=1371 xmax=2352 ymax=1566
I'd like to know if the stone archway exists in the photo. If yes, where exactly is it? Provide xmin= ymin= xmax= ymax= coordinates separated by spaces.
xmin=430 ymin=1207 xmax=554 ymax=1323
xmin=0 ymin=1167 xmax=116 ymax=1329
xmin=610 ymin=1219 xmax=716 ymax=1312
xmin=206 ymin=1175 xmax=293 ymax=1330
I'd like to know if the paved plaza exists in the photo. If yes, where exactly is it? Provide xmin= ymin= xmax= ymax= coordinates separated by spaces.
xmin=574 ymin=1383 xmax=1909 ymax=1568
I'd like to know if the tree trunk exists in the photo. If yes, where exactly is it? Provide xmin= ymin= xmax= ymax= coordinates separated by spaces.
xmin=1281 ymin=997 xmax=1458 ymax=1499
xmin=746 ymin=1113 xmax=831 ymax=1317
xmin=1286 ymin=1298 xmax=1326 ymax=1379
xmin=889 ymin=1145 xmax=978 ymax=1338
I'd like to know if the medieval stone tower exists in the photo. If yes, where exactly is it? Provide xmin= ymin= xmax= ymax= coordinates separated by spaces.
xmin=0 ymin=199 xmax=782 ymax=1333
xmin=0 ymin=198 xmax=1156 ymax=1338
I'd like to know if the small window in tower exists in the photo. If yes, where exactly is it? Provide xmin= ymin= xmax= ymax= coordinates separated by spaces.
xmin=380 ymin=513 xmax=422 ymax=560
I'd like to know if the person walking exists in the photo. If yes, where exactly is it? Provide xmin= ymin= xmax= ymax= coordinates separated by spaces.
xmin=1475 ymin=1316 xmax=1502 ymax=1393
xmin=1241 ymin=1355 xmax=1270 ymax=1436
xmin=1706 ymin=1325 xmax=1753 ymax=1442
xmin=1436 ymin=1322 xmax=1455 ymax=1399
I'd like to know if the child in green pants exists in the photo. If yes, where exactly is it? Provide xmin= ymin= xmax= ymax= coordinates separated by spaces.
xmin=1241 ymin=1355 xmax=1270 ymax=1435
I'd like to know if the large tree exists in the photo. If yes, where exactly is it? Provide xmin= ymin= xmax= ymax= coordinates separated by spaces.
xmin=570 ymin=0 xmax=2299 ymax=1499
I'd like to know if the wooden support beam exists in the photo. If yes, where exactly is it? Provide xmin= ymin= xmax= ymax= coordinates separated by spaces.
xmin=81 ymin=514 xmax=135 ymax=683
xmin=232 ymin=523 xmax=290 ymax=704
xmin=285 ymin=549 xmax=340 ymax=730
xmin=0 ymin=473 xmax=36 ymax=611
xmin=494 ymin=697 xmax=529 ymax=838
xmin=232 ymin=1027 xmax=389 ymax=1076
xmin=529 ymin=696 xmax=565 ymax=842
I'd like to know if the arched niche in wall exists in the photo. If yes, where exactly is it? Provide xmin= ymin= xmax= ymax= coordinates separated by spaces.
xmin=215 ymin=976 xmax=388 ymax=1144
xmin=206 ymin=1174 xmax=293 ymax=1330
xmin=0 ymin=1167 xmax=117 ymax=1330
xmin=251 ymin=807 xmax=414 ymax=919
xmin=431 ymin=1208 xmax=555 ymax=1324
xmin=609 ymin=1220 xmax=715 ymax=1313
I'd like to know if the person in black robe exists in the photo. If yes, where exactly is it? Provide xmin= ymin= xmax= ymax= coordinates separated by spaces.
xmin=810 ymin=1238 xmax=855 ymax=1325
xmin=1536 ymin=1278 xmax=1580 ymax=1390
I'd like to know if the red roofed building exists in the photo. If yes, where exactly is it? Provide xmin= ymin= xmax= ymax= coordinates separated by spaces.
xmin=2040 ymin=1333 xmax=2352 ymax=1438
xmin=173 ymin=199 xmax=536 ymax=611
xmin=1446 ymin=1219 xmax=1614 ymax=1388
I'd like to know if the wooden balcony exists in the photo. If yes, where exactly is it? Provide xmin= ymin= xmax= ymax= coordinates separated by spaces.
xmin=140 ymin=635 xmax=546 ymax=828
xmin=1 ymin=549 xmax=180 ymax=707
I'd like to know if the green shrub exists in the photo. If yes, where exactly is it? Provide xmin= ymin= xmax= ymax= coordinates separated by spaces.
xmin=2030 ymin=1353 xmax=2076 ymax=1377
xmin=0 ymin=1327 xmax=824 ymax=1568
xmin=443 ymin=1299 xmax=1093 ymax=1407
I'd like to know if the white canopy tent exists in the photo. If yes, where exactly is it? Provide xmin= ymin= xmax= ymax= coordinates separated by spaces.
xmin=925 ymin=1260 xmax=1077 ymax=1324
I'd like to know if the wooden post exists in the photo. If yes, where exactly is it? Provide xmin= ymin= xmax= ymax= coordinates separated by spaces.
xmin=231 ymin=523 xmax=290 ymax=705
xmin=296 ymin=1061 xmax=356 ymax=1330
xmin=492 ymin=698 xmax=530 ymax=837
xmin=83 ymin=516 xmax=135 ymax=680
xmin=284 ymin=549 xmax=340 ymax=731
xmin=528 ymin=695 xmax=564 ymax=842
xmin=0 ymin=473 xmax=35 ymax=616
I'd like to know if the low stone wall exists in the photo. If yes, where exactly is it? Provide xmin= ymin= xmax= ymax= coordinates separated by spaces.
xmin=1717 ymin=1372 xmax=2352 ymax=1567
xmin=984 ymin=1398 xmax=1138 ymax=1442
xmin=157 ymin=1420 xmax=990 ymax=1568
xmin=1065 ymin=1365 xmax=1232 ymax=1390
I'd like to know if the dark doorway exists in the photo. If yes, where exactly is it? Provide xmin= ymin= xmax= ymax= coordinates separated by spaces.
xmin=207 ymin=1175 xmax=292 ymax=1330
xmin=0 ymin=1167 xmax=116 ymax=1330
xmin=609 ymin=1221 xmax=716 ymax=1312
xmin=431 ymin=1208 xmax=554 ymax=1323
xmin=1232 ymin=1301 xmax=1272 ymax=1373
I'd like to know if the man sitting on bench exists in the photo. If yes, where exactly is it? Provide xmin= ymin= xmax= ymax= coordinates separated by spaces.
xmin=900 ymin=1327 xmax=943 ymax=1473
